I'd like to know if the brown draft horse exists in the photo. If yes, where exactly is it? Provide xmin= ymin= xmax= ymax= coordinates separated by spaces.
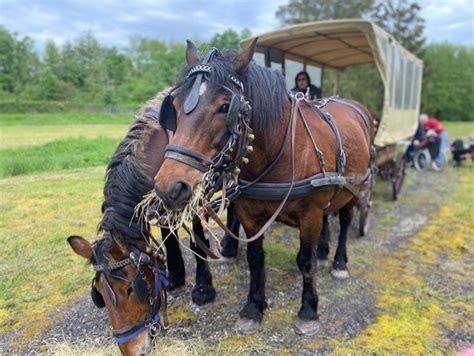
xmin=67 ymin=92 xmax=239 ymax=354
xmin=68 ymin=93 xmax=172 ymax=355
xmin=154 ymin=40 xmax=374 ymax=335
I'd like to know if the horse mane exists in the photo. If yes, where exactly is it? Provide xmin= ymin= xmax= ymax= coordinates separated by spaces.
xmin=98 ymin=91 xmax=168 ymax=243
xmin=175 ymin=53 xmax=288 ymax=144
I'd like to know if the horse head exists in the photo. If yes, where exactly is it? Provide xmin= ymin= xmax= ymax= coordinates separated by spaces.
xmin=154 ymin=39 xmax=258 ymax=212
xmin=68 ymin=233 xmax=168 ymax=355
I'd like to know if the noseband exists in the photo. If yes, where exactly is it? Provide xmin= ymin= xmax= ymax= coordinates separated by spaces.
xmin=158 ymin=48 xmax=254 ymax=198
xmin=91 ymin=242 xmax=169 ymax=344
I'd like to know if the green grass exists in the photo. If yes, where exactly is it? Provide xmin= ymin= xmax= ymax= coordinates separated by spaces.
xmin=0 ymin=137 xmax=119 ymax=177
xmin=0 ymin=124 xmax=128 ymax=149
xmin=0 ymin=167 xmax=105 ymax=334
xmin=0 ymin=112 xmax=132 ymax=126
xmin=443 ymin=121 xmax=474 ymax=142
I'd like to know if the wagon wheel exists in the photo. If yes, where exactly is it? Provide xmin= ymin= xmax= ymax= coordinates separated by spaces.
xmin=358 ymin=175 xmax=374 ymax=237
xmin=392 ymin=154 xmax=407 ymax=201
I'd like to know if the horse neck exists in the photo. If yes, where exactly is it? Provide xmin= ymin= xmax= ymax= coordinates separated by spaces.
xmin=241 ymin=100 xmax=292 ymax=180
xmin=101 ymin=120 xmax=167 ymax=240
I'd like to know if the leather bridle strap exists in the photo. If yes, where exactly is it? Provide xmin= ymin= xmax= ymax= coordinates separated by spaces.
xmin=204 ymin=96 xmax=299 ymax=243
xmin=164 ymin=144 xmax=212 ymax=173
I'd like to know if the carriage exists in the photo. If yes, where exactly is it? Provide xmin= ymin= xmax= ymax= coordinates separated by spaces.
xmin=241 ymin=19 xmax=423 ymax=234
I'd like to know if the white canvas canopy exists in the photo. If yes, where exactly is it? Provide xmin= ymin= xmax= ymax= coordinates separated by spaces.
xmin=241 ymin=19 xmax=423 ymax=147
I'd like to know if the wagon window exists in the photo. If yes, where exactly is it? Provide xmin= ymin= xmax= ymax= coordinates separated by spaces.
xmin=285 ymin=59 xmax=304 ymax=89
xmin=306 ymin=65 xmax=322 ymax=88
xmin=412 ymin=64 xmax=422 ymax=110
xmin=384 ymin=41 xmax=392 ymax=88
xmin=404 ymin=60 xmax=414 ymax=110
xmin=393 ymin=50 xmax=404 ymax=109
xmin=271 ymin=61 xmax=283 ymax=74
xmin=253 ymin=52 xmax=265 ymax=67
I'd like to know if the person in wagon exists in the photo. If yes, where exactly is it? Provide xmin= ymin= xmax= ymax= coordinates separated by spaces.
xmin=419 ymin=113 xmax=448 ymax=166
xmin=292 ymin=71 xmax=322 ymax=100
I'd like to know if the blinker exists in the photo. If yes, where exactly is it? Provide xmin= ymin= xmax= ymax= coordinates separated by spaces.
xmin=159 ymin=94 xmax=177 ymax=132
xmin=132 ymin=274 xmax=149 ymax=304
xmin=91 ymin=278 xmax=105 ymax=308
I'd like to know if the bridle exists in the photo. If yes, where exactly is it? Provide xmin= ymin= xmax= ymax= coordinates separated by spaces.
xmin=90 ymin=240 xmax=169 ymax=344
xmin=158 ymin=48 xmax=254 ymax=200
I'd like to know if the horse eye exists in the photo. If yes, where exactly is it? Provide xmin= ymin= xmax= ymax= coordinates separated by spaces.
xmin=127 ymin=287 xmax=133 ymax=297
xmin=218 ymin=103 xmax=229 ymax=114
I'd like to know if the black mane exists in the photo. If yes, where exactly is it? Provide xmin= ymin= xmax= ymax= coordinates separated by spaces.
xmin=175 ymin=53 xmax=288 ymax=137
xmin=98 ymin=116 xmax=155 ymax=242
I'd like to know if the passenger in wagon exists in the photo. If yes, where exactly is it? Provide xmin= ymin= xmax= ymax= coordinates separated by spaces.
xmin=291 ymin=71 xmax=322 ymax=100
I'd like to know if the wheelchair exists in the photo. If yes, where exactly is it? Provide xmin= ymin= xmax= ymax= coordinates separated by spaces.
xmin=413 ymin=136 xmax=445 ymax=172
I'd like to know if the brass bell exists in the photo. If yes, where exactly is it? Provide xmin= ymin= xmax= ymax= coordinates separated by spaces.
xmin=248 ymin=133 xmax=255 ymax=141
xmin=246 ymin=145 xmax=254 ymax=153
xmin=242 ymin=157 xmax=249 ymax=164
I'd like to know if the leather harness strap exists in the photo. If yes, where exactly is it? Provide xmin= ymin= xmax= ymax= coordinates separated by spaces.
xmin=205 ymin=96 xmax=300 ymax=243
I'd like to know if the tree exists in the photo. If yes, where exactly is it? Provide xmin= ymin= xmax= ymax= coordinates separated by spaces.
xmin=276 ymin=0 xmax=374 ymax=24
xmin=209 ymin=28 xmax=252 ymax=53
xmin=371 ymin=0 xmax=425 ymax=55
xmin=421 ymin=43 xmax=473 ymax=121
xmin=44 ymin=40 xmax=61 ymax=73
xmin=0 ymin=26 xmax=39 ymax=95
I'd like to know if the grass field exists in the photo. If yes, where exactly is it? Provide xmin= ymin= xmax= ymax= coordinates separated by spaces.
xmin=0 ymin=111 xmax=473 ymax=351
xmin=0 ymin=137 xmax=119 ymax=177
xmin=443 ymin=121 xmax=474 ymax=142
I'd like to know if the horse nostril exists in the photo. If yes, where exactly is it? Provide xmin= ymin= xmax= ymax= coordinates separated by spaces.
xmin=170 ymin=181 xmax=192 ymax=202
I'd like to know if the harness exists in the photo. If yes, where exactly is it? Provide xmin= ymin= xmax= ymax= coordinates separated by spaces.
xmin=90 ymin=241 xmax=169 ymax=344
xmin=236 ymin=96 xmax=375 ymax=202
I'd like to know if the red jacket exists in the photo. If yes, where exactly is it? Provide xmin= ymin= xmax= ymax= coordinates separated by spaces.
xmin=423 ymin=118 xmax=445 ymax=135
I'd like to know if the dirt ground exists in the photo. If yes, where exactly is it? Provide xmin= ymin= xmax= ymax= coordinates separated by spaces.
xmin=3 ymin=166 xmax=473 ymax=354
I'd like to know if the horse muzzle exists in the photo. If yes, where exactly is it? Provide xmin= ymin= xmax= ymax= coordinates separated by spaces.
xmin=155 ymin=180 xmax=192 ymax=211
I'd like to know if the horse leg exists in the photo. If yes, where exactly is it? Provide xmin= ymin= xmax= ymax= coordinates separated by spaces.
xmin=190 ymin=218 xmax=216 ymax=306
xmin=161 ymin=228 xmax=186 ymax=290
xmin=331 ymin=205 xmax=352 ymax=279
xmin=220 ymin=202 xmax=240 ymax=259
xmin=316 ymin=214 xmax=330 ymax=268
xmin=236 ymin=235 xmax=267 ymax=334
xmin=294 ymin=210 xmax=323 ymax=336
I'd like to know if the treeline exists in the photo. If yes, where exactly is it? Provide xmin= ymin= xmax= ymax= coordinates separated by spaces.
xmin=0 ymin=26 xmax=252 ymax=108
xmin=0 ymin=1 xmax=473 ymax=121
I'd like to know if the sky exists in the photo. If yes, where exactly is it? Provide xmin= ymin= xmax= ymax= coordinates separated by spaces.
xmin=0 ymin=0 xmax=472 ymax=52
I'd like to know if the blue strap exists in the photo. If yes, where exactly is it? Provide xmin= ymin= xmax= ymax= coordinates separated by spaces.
xmin=114 ymin=325 xmax=146 ymax=344
xmin=160 ymin=268 xmax=169 ymax=288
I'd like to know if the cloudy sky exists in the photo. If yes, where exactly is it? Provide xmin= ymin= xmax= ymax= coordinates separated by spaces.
xmin=0 ymin=0 xmax=472 ymax=52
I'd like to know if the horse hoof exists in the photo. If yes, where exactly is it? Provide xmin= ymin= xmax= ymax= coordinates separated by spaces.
xmin=191 ymin=285 xmax=216 ymax=306
xmin=235 ymin=318 xmax=259 ymax=334
xmin=294 ymin=318 xmax=321 ymax=336
xmin=220 ymin=256 xmax=237 ymax=264
xmin=317 ymin=259 xmax=328 ymax=268
xmin=331 ymin=268 xmax=350 ymax=279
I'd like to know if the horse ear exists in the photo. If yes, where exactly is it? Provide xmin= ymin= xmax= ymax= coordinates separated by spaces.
xmin=68 ymin=235 xmax=93 ymax=259
xmin=186 ymin=40 xmax=200 ymax=65
xmin=234 ymin=37 xmax=258 ymax=74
